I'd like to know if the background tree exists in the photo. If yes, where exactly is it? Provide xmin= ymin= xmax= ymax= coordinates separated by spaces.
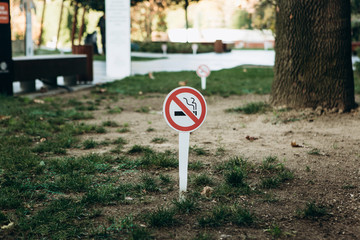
xmin=271 ymin=0 xmax=356 ymax=111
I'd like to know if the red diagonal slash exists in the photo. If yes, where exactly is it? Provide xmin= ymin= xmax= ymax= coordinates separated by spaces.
xmin=170 ymin=95 xmax=199 ymax=124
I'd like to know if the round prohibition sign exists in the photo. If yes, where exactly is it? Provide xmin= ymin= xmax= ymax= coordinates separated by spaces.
xmin=196 ymin=64 xmax=211 ymax=78
xmin=163 ymin=87 xmax=207 ymax=132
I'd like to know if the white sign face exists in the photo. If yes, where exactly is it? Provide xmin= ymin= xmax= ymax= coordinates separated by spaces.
xmin=196 ymin=64 xmax=211 ymax=78
xmin=106 ymin=0 xmax=131 ymax=79
xmin=163 ymin=87 xmax=207 ymax=132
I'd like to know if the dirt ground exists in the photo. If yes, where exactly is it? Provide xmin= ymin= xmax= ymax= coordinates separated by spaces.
xmin=62 ymin=89 xmax=360 ymax=239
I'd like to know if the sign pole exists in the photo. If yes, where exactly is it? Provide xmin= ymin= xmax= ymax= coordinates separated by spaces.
xmin=0 ymin=0 xmax=14 ymax=95
xmin=163 ymin=87 xmax=207 ymax=201
xmin=178 ymin=131 xmax=190 ymax=200
xmin=201 ymin=76 xmax=206 ymax=90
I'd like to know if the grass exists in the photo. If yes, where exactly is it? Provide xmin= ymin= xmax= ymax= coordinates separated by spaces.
xmin=226 ymin=101 xmax=271 ymax=114
xmin=298 ymin=201 xmax=329 ymax=219
xmin=0 ymin=64 xmax=335 ymax=238
xmin=103 ymin=66 xmax=274 ymax=97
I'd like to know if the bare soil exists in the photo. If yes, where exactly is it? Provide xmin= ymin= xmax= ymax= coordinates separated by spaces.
xmin=65 ymin=89 xmax=360 ymax=239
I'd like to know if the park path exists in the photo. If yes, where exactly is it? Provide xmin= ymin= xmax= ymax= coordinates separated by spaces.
xmin=12 ymin=50 xmax=360 ymax=94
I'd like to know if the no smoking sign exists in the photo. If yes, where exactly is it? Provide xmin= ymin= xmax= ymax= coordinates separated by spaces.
xmin=163 ymin=87 xmax=207 ymax=132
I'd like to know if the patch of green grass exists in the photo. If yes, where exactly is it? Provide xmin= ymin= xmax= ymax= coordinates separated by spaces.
xmin=297 ymin=201 xmax=329 ymax=219
xmin=188 ymin=160 xmax=205 ymax=171
xmin=139 ymin=151 xmax=178 ymax=168
xmin=105 ymin=215 xmax=153 ymax=239
xmin=102 ymin=120 xmax=119 ymax=127
xmin=265 ymin=223 xmax=284 ymax=238
xmin=103 ymin=66 xmax=273 ymax=96
xmin=128 ymin=145 xmax=154 ymax=155
xmin=225 ymin=167 xmax=248 ymax=187
xmin=17 ymin=198 xmax=86 ymax=239
xmin=159 ymin=174 xmax=173 ymax=185
xmin=226 ymin=102 xmax=271 ymax=114
xmin=107 ymin=106 xmax=123 ymax=114
xmin=113 ymin=137 xmax=127 ymax=145
xmin=198 ymin=204 xmax=254 ymax=228
xmin=216 ymin=156 xmax=251 ymax=173
xmin=151 ymin=137 xmax=168 ymax=144
xmin=147 ymin=207 xmax=177 ymax=227
xmin=83 ymin=139 xmax=98 ymax=149
xmin=173 ymin=198 xmax=199 ymax=214
xmin=190 ymin=145 xmax=208 ymax=156
xmin=198 ymin=205 xmax=232 ymax=227
xmin=136 ymin=106 xmax=151 ymax=113
xmin=141 ymin=175 xmax=160 ymax=192
xmin=146 ymin=127 xmax=155 ymax=132
xmin=192 ymin=173 xmax=214 ymax=187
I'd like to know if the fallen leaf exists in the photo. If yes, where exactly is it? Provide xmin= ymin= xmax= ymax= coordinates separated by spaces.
xmin=246 ymin=135 xmax=258 ymax=141
xmin=1 ymin=222 xmax=14 ymax=230
xmin=99 ymin=88 xmax=107 ymax=93
xmin=201 ymin=186 xmax=213 ymax=197
xmin=0 ymin=115 xmax=11 ymax=121
xmin=148 ymin=72 xmax=155 ymax=79
xmin=178 ymin=81 xmax=187 ymax=86
xmin=291 ymin=141 xmax=303 ymax=148
xmin=40 ymin=138 xmax=46 ymax=143
xmin=33 ymin=99 xmax=45 ymax=104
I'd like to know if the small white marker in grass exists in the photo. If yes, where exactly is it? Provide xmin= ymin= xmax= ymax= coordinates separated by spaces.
xmin=163 ymin=87 xmax=207 ymax=200
xmin=196 ymin=64 xmax=211 ymax=90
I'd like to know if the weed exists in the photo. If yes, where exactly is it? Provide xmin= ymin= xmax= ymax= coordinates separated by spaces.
xmin=141 ymin=175 xmax=160 ymax=192
xmin=173 ymin=198 xmax=199 ymax=214
xmin=147 ymin=207 xmax=177 ymax=227
xmin=190 ymin=145 xmax=208 ymax=155
xmin=305 ymin=166 xmax=311 ymax=172
xmin=198 ymin=205 xmax=231 ymax=227
xmin=108 ymin=106 xmax=123 ymax=114
xmin=308 ymin=148 xmax=321 ymax=155
xmin=116 ymin=156 xmax=141 ymax=170
xmin=18 ymin=198 xmax=86 ymax=239
xmin=265 ymin=223 xmax=283 ymax=238
xmin=146 ymin=127 xmax=155 ymax=132
xmin=216 ymin=156 xmax=250 ymax=173
xmin=83 ymin=139 xmax=98 ymax=149
xmin=192 ymin=173 xmax=214 ymax=187
xmin=231 ymin=205 xmax=255 ymax=226
xmin=113 ymin=137 xmax=127 ymax=145
xmin=117 ymin=127 xmax=130 ymax=133
xmin=225 ymin=167 xmax=247 ymax=187
xmin=139 ymin=151 xmax=178 ymax=168
xmin=342 ymin=184 xmax=356 ymax=189
xmin=188 ymin=160 xmax=204 ymax=171
xmin=151 ymin=137 xmax=168 ymax=144
xmin=298 ymin=201 xmax=328 ymax=219
xmin=102 ymin=120 xmax=119 ymax=127
xmin=226 ymin=102 xmax=271 ymax=114
xmin=128 ymin=145 xmax=154 ymax=155
xmin=260 ymin=177 xmax=280 ymax=189
xmin=159 ymin=174 xmax=173 ymax=185
xmin=216 ymin=146 xmax=226 ymax=156
xmin=136 ymin=106 xmax=151 ymax=113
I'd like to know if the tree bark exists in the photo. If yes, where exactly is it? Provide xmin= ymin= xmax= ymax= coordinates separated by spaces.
xmin=271 ymin=0 xmax=356 ymax=111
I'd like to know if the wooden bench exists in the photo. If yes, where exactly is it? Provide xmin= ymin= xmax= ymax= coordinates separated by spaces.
xmin=12 ymin=54 xmax=91 ymax=93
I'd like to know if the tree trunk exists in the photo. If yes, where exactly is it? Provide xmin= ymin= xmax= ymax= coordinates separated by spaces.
xmin=55 ymin=0 xmax=65 ymax=50
xmin=71 ymin=3 xmax=79 ymax=48
xmin=271 ymin=0 xmax=356 ymax=111
xmin=38 ymin=0 xmax=46 ymax=46
xmin=78 ymin=7 xmax=86 ymax=44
